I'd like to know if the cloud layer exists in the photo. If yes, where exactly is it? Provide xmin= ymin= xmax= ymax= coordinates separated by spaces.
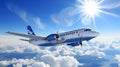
xmin=0 ymin=34 xmax=120 ymax=67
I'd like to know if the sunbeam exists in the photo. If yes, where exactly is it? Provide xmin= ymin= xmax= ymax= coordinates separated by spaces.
xmin=77 ymin=0 xmax=120 ymax=26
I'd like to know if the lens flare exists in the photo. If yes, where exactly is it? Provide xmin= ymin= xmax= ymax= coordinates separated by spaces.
xmin=82 ymin=0 xmax=100 ymax=17
xmin=77 ymin=0 xmax=120 ymax=26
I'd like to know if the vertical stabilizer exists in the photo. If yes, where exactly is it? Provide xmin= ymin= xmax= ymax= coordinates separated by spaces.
xmin=27 ymin=25 xmax=35 ymax=35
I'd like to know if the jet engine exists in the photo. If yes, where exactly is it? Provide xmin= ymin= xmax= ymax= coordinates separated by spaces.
xmin=46 ymin=34 xmax=59 ymax=41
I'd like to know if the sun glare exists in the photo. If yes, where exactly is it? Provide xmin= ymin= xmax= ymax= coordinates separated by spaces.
xmin=78 ymin=0 xmax=119 ymax=26
xmin=82 ymin=0 xmax=99 ymax=17
xmin=78 ymin=0 xmax=102 ymax=26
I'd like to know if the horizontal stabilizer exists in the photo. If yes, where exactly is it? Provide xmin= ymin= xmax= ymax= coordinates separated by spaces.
xmin=20 ymin=39 xmax=29 ymax=41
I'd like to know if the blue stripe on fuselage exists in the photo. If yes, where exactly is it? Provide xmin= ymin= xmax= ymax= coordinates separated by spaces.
xmin=38 ymin=37 xmax=95 ymax=46
xmin=38 ymin=43 xmax=56 ymax=46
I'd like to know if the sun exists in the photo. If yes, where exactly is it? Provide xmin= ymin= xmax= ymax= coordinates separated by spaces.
xmin=76 ymin=0 xmax=119 ymax=26
xmin=77 ymin=0 xmax=103 ymax=26
xmin=82 ymin=0 xmax=100 ymax=17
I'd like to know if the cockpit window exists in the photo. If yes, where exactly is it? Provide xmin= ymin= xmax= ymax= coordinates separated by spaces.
xmin=84 ymin=29 xmax=91 ymax=31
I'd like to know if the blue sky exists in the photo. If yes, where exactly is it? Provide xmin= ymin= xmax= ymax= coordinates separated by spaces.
xmin=1 ymin=0 xmax=120 ymax=67
xmin=0 ymin=0 xmax=120 ymax=36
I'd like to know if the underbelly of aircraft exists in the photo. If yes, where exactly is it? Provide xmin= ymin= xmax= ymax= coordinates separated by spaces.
xmin=38 ymin=36 xmax=95 ymax=46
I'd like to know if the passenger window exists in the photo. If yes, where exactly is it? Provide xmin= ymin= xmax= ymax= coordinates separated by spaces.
xmin=76 ymin=31 xmax=78 ymax=33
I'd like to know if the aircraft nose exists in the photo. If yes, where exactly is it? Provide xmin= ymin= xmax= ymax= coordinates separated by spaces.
xmin=94 ymin=31 xmax=99 ymax=37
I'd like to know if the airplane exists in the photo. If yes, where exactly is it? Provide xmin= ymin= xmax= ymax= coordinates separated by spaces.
xmin=6 ymin=25 xmax=99 ymax=46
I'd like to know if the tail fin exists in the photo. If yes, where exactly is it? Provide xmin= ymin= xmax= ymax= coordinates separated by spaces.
xmin=27 ymin=25 xmax=35 ymax=35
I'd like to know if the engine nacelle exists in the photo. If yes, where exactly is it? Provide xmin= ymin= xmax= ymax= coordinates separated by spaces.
xmin=46 ymin=34 xmax=58 ymax=41
xmin=67 ymin=42 xmax=80 ymax=46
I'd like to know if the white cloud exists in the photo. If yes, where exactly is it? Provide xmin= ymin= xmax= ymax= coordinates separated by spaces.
xmin=51 ymin=7 xmax=80 ymax=26
xmin=0 ymin=35 xmax=41 ymax=53
xmin=100 ymin=0 xmax=120 ymax=9
xmin=110 ymin=40 xmax=120 ymax=50
xmin=0 ymin=35 xmax=80 ymax=67
xmin=13 ymin=63 xmax=22 ymax=67
xmin=0 ymin=58 xmax=50 ymax=67
xmin=115 ymin=55 xmax=120 ymax=62
xmin=6 ymin=3 xmax=45 ymax=29
xmin=1 ymin=34 xmax=120 ymax=67
xmin=51 ymin=15 xmax=60 ymax=25
xmin=19 ymin=11 xmax=28 ymax=22
xmin=114 ymin=54 xmax=120 ymax=67
xmin=33 ymin=17 xmax=45 ymax=29
xmin=83 ymin=50 xmax=105 ymax=57
xmin=0 ymin=56 xmax=79 ymax=67
xmin=7 ymin=3 xmax=28 ymax=22
xmin=0 ymin=60 xmax=10 ymax=66
xmin=38 ymin=55 xmax=79 ymax=67
xmin=31 ymin=62 xmax=50 ymax=67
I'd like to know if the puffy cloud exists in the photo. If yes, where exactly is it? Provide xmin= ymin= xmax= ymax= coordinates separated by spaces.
xmin=0 ymin=60 xmax=10 ymax=66
xmin=0 ymin=58 xmax=50 ymax=67
xmin=84 ymin=50 xmax=105 ymax=58
xmin=115 ymin=55 xmax=120 ymax=66
xmin=111 ymin=41 xmax=120 ymax=50
xmin=115 ymin=55 xmax=120 ymax=63
xmin=1 ymin=34 xmax=120 ymax=67
xmin=0 ymin=35 xmax=41 ymax=53
xmin=0 ymin=35 xmax=80 ymax=67
xmin=31 ymin=62 xmax=50 ymax=67
xmin=13 ymin=63 xmax=22 ymax=67
xmin=0 ymin=56 xmax=79 ymax=67
xmin=37 ymin=55 xmax=79 ymax=67
xmin=91 ymin=34 xmax=120 ymax=44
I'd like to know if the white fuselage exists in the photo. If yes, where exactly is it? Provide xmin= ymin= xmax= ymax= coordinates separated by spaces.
xmin=30 ymin=28 xmax=99 ymax=46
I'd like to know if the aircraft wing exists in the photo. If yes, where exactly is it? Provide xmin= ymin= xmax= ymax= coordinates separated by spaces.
xmin=6 ymin=32 xmax=46 ymax=40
